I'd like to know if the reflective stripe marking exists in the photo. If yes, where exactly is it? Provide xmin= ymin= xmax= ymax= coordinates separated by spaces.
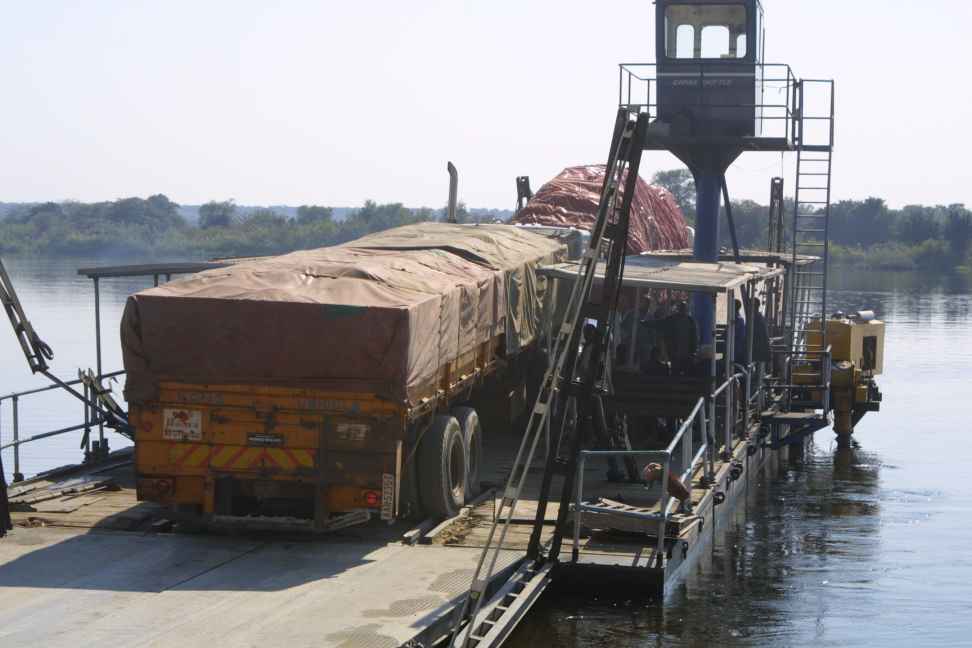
xmin=171 ymin=444 xmax=197 ymax=466
xmin=238 ymin=447 xmax=263 ymax=469
xmin=266 ymin=448 xmax=293 ymax=470
xmin=168 ymin=444 xmax=316 ymax=471
xmin=212 ymin=445 xmax=239 ymax=468
xmin=184 ymin=446 xmax=211 ymax=467
xmin=220 ymin=445 xmax=251 ymax=469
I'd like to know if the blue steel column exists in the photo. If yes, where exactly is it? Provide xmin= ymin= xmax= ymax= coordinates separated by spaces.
xmin=692 ymin=170 xmax=722 ymax=345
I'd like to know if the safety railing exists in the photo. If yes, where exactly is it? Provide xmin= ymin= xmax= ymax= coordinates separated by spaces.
xmin=0 ymin=370 xmax=125 ymax=481
xmin=618 ymin=62 xmax=799 ymax=142
xmin=713 ymin=371 xmax=747 ymax=460
xmin=573 ymin=395 xmax=708 ymax=566
xmin=570 ymin=363 xmax=763 ymax=567
xmin=779 ymin=346 xmax=832 ymax=413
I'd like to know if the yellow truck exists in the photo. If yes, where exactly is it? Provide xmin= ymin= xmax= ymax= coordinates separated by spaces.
xmin=122 ymin=224 xmax=565 ymax=528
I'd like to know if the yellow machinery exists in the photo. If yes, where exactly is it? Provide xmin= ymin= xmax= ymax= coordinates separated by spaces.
xmin=806 ymin=312 xmax=884 ymax=441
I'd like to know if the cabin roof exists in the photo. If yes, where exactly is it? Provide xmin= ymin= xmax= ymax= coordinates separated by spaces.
xmin=640 ymin=248 xmax=818 ymax=267
xmin=539 ymin=256 xmax=784 ymax=293
xmin=76 ymin=262 xmax=231 ymax=279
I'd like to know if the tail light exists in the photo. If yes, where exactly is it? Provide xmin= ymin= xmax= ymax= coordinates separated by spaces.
xmin=363 ymin=490 xmax=381 ymax=507
xmin=138 ymin=477 xmax=175 ymax=499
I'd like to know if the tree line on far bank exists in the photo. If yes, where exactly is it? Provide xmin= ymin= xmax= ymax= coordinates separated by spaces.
xmin=652 ymin=169 xmax=972 ymax=272
xmin=0 ymin=196 xmax=496 ymax=258
xmin=3 ymin=174 xmax=969 ymax=273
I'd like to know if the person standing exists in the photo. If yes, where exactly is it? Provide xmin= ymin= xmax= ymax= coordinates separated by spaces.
xmin=733 ymin=299 xmax=748 ymax=365
xmin=751 ymin=297 xmax=772 ymax=382
xmin=665 ymin=301 xmax=698 ymax=375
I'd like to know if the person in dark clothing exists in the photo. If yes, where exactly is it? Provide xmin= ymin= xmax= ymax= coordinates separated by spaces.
xmin=636 ymin=301 xmax=666 ymax=366
xmin=665 ymin=301 xmax=698 ymax=374
xmin=641 ymin=346 xmax=671 ymax=377
xmin=733 ymin=299 xmax=748 ymax=364
xmin=751 ymin=298 xmax=771 ymax=363
xmin=577 ymin=322 xmax=599 ymax=379
xmin=751 ymin=298 xmax=772 ymax=391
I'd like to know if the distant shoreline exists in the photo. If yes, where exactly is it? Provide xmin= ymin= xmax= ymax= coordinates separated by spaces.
xmin=0 ymin=198 xmax=512 ymax=260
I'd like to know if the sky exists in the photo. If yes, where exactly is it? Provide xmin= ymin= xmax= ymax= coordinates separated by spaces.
xmin=0 ymin=1 xmax=969 ymax=210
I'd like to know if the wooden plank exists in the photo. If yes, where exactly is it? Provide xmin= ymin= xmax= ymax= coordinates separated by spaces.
xmin=32 ymin=495 xmax=106 ymax=514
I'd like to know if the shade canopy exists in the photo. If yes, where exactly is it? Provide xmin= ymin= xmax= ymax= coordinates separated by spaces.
xmin=539 ymin=255 xmax=783 ymax=294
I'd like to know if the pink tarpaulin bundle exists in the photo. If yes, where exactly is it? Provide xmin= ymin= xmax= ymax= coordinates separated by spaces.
xmin=512 ymin=165 xmax=691 ymax=255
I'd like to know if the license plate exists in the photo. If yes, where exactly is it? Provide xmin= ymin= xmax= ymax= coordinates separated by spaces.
xmin=380 ymin=473 xmax=395 ymax=521
xmin=248 ymin=433 xmax=284 ymax=447
xmin=162 ymin=408 xmax=202 ymax=441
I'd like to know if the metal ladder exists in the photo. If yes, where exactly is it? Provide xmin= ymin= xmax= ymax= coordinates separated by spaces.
xmin=781 ymin=80 xmax=835 ymax=416
xmin=448 ymin=108 xmax=648 ymax=648
xmin=788 ymin=145 xmax=832 ymax=354
xmin=788 ymin=80 xmax=835 ymax=356
xmin=0 ymin=256 xmax=53 ymax=373
xmin=767 ymin=177 xmax=785 ymax=255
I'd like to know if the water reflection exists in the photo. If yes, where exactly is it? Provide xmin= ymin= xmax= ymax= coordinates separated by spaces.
xmin=506 ymin=441 xmax=886 ymax=647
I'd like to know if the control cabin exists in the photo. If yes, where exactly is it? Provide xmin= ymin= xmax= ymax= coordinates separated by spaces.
xmin=656 ymin=0 xmax=764 ymax=138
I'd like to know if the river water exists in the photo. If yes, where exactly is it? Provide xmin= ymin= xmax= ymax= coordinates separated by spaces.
xmin=508 ymin=271 xmax=972 ymax=647
xmin=1 ymin=257 xmax=969 ymax=646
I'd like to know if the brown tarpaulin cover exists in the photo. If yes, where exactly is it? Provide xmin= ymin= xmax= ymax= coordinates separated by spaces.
xmin=121 ymin=223 xmax=565 ymax=407
xmin=511 ymin=165 xmax=691 ymax=255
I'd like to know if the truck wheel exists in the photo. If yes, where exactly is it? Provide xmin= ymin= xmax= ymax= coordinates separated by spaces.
xmin=452 ymin=406 xmax=483 ymax=499
xmin=418 ymin=415 xmax=466 ymax=518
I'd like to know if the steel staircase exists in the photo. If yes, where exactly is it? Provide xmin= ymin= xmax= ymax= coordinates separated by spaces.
xmin=787 ymin=80 xmax=835 ymax=355
xmin=778 ymin=80 xmax=835 ymax=418
xmin=789 ymin=146 xmax=832 ymax=354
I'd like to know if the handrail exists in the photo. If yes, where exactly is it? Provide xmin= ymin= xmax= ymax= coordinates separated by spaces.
xmin=573 ymin=395 xmax=709 ymax=566
xmin=0 ymin=369 xmax=126 ymax=481
xmin=712 ymin=372 xmax=745 ymax=399
xmin=0 ymin=418 xmax=109 ymax=452
xmin=617 ymin=62 xmax=832 ymax=147
xmin=572 ymin=367 xmax=761 ymax=566
xmin=665 ymin=397 xmax=705 ymax=455
xmin=712 ymin=372 xmax=746 ymax=459
xmin=0 ymin=370 xmax=125 ymax=403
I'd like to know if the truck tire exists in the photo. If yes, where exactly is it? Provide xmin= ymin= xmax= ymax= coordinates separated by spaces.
xmin=452 ymin=406 xmax=483 ymax=499
xmin=418 ymin=415 xmax=466 ymax=518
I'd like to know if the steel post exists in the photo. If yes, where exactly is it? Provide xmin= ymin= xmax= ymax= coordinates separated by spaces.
xmin=682 ymin=410 xmax=692 ymax=485
xmin=94 ymin=277 xmax=104 ymax=448
xmin=725 ymin=289 xmax=733 ymax=458
xmin=12 ymin=395 xmax=22 ymax=482
xmin=746 ymin=281 xmax=755 ymax=423
xmin=83 ymin=381 xmax=91 ymax=458
xmin=573 ymin=454 xmax=586 ymax=563
xmin=656 ymin=458 xmax=669 ymax=565
xmin=707 ymin=306 xmax=717 ymax=478
xmin=627 ymin=287 xmax=641 ymax=369
xmin=692 ymin=171 xmax=722 ymax=346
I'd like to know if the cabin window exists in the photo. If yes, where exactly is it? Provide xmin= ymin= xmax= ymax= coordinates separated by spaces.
xmin=665 ymin=4 xmax=749 ymax=60
xmin=675 ymin=24 xmax=695 ymax=58
xmin=700 ymin=25 xmax=730 ymax=58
